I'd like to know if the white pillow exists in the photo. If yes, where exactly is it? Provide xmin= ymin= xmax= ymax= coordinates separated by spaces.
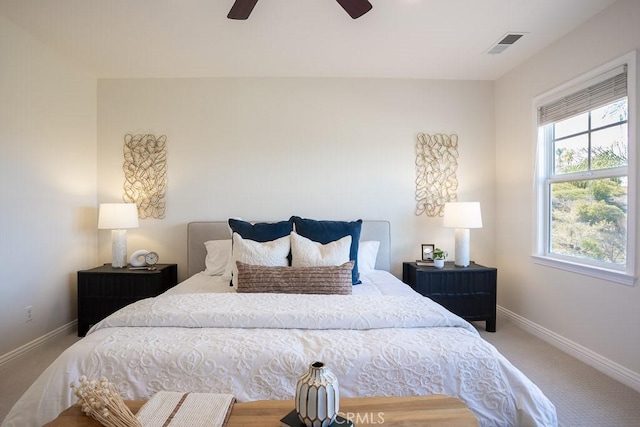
xmin=203 ymin=239 xmax=232 ymax=277
xmin=231 ymin=233 xmax=290 ymax=286
xmin=358 ymin=240 xmax=380 ymax=273
xmin=290 ymin=231 xmax=351 ymax=267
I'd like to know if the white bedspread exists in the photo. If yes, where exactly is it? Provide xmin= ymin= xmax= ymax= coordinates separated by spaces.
xmin=2 ymin=271 xmax=557 ymax=427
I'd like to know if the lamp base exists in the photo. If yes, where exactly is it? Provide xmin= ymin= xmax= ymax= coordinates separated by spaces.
xmin=454 ymin=228 xmax=470 ymax=267
xmin=111 ymin=229 xmax=128 ymax=268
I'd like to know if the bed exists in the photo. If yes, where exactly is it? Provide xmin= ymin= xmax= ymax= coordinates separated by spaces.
xmin=2 ymin=220 xmax=557 ymax=427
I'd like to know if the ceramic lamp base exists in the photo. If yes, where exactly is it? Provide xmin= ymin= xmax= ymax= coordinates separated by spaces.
xmin=454 ymin=228 xmax=470 ymax=267
xmin=111 ymin=229 xmax=128 ymax=268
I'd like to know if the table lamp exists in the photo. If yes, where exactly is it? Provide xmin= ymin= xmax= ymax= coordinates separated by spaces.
xmin=443 ymin=202 xmax=483 ymax=267
xmin=98 ymin=203 xmax=139 ymax=268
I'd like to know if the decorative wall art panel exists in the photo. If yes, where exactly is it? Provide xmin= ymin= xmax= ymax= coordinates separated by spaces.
xmin=123 ymin=134 xmax=167 ymax=219
xmin=415 ymin=133 xmax=458 ymax=217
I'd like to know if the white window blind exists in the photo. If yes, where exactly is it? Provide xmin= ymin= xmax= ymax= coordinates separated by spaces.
xmin=538 ymin=65 xmax=627 ymax=125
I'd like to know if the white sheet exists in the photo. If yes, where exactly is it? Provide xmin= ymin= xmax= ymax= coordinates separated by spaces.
xmin=2 ymin=271 xmax=557 ymax=427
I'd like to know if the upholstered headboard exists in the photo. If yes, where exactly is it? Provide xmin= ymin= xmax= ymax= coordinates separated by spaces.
xmin=187 ymin=221 xmax=391 ymax=277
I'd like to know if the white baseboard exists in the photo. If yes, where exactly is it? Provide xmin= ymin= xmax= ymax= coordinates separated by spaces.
xmin=0 ymin=320 xmax=77 ymax=366
xmin=497 ymin=305 xmax=640 ymax=393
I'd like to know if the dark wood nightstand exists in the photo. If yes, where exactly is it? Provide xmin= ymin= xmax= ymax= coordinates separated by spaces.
xmin=402 ymin=261 xmax=497 ymax=332
xmin=77 ymin=263 xmax=178 ymax=336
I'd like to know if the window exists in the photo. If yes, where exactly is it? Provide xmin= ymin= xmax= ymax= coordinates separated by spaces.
xmin=534 ymin=52 xmax=636 ymax=285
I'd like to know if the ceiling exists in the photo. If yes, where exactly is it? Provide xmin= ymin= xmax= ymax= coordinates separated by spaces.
xmin=0 ymin=0 xmax=617 ymax=80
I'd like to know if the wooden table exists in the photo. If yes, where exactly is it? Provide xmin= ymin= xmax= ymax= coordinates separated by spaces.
xmin=45 ymin=395 xmax=478 ymax=426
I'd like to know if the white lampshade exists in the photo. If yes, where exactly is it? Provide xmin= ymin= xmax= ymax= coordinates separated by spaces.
xmin=443 ymin=202 xmax=483 ymax=267
xmin=98 ymin=203 xmax=139 ymax=268
xmin=443 ymin=202 xmax=483 ymax=229
xmin=98 ymin=203 xmax=139 ymax=230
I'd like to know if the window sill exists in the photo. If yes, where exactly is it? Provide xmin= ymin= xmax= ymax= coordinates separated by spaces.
xmin=531 ymin=255 xmax=637 ymax=287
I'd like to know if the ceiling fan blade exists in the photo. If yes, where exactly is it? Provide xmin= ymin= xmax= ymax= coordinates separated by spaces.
xmin=227 ymin=0 xmax=259 ymax=20
xmin=335 ymin=0 xmax=372 ymax=19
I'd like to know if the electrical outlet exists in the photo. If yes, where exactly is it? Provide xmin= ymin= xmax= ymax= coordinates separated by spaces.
xmin=25 ymin=306 xmax=33 ymax=322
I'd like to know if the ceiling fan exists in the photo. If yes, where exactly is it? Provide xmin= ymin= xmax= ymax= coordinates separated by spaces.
xmin=227 ymin=0 xmax=373 ymax=20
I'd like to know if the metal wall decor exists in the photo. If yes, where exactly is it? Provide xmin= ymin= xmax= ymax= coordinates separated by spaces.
xmin=415 ymin=133 xmax=459 ymax=217
xmin=122 ymin=134 xmax=167 ymax=219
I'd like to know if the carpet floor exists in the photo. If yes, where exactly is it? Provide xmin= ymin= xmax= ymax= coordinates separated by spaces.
xmin=478 ymin=316 xmax=640 ymax=426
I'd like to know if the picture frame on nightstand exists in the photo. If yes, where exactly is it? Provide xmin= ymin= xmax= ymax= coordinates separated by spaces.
xmin=421 ymin=244 xmax=435 ymax=261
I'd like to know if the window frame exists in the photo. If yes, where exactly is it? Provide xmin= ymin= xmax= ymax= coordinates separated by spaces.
xmin=532 ymin=51 xmax=637 ymax=286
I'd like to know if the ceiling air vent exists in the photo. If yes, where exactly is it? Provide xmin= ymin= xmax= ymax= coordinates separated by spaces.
xmin=486 ymin=33 xmax=525 ymax=55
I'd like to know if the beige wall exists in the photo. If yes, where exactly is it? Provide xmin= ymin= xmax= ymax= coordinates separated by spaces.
xmin=495 ymin=0 xmax=640 ymax=383
xmin=96 ymin=78 xmax=496 ymax=281
xmin=0 ymin=16 xmax=97 ymax=355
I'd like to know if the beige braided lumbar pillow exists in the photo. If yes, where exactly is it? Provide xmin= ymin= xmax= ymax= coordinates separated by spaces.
xmin=235 ymin=261 xmax=354 ymax=295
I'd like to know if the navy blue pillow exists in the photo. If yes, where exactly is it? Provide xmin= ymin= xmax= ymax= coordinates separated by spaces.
xmin=291 ymin=216 xmax=362 ymax=284
xmin=228 ymin=218 xmax=293 ymax=242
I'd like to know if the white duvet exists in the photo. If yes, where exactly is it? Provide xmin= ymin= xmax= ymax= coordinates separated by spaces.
xmin=3 ymin=271 xmax=557 ymax=427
